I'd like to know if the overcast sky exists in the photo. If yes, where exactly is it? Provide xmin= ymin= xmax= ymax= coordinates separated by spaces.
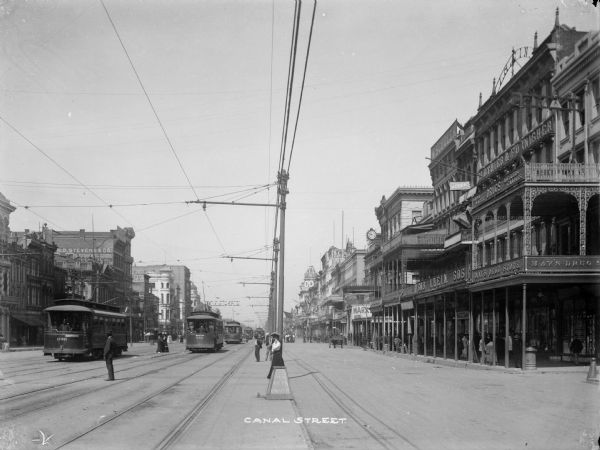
xmin=1 ymin=0 xmax=598 ymax=327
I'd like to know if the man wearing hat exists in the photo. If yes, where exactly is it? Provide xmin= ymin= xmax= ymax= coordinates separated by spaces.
xmin=103 ymin=331 xmax=117 ymax=381
xmin=267 ymin=332 xmax=284 ymax=379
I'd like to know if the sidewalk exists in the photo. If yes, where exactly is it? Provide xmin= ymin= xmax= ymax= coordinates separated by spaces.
xmin=2 ymin=345 xmax=44 ymax=352
xmin=347 ymin=344 xmax=589 ymax=374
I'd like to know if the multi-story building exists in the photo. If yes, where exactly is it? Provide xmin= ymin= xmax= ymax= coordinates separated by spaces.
xmin=141 ymin=267 xmax=175 ymax=334
xmin=468 ymin=15 xmax=598 ymax=367
xmin=135 ymin=264 xmax=191 ymax=336
xmin=372 ymin=187 xmax=439 ymax=348
xmin=0 ymin=193 xmax=59 ymax=347
xmin=51 ymin=227 xmax=135 ymax=310
xmin=297 ymin=265 xmax=318 ymax=341
xmin=314 ymin=246 xmax=348 ymax=339
xmin=132 ymin=269 xmax=159 ymax=336
xmin=4 ymin=224 xmax=57 ymax=347
xmin=331 ymin=245 xmax=370 ymax=342
xmin=365 ymin=12 xmax=599 ymax=368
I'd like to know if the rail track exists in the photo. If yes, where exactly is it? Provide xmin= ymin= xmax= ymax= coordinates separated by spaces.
xmin=291 ymin=356 xmax=421 ymax=450
xmin=54 ymin=346 xmax=251 ymax=449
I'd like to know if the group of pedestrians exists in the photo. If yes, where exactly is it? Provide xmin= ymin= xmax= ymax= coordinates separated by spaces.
xmin=254 ymin=332 xmax=284 ymax=379
xmin=155 ymin=333 xmax=170 ymax=353
xmin=254 ymin=333 xmax=273 ymax=362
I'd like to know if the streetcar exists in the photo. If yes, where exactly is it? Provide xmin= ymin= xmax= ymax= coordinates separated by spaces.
xmin=224 ymin=320 xmax=242 ymax=344
xmin=243 ymin=327 xmax=253 ymax=342
xmin=254 ymin=327 xmax=265 ymax=339
xmin=43 ymin=299 xmax=128 ymax=360
xmin=185 ymin=311 xmax=224 ymax=352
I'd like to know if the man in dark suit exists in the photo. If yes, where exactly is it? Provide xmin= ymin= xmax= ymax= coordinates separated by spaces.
xmin=104 ymin=331 xmax=117 ymax=381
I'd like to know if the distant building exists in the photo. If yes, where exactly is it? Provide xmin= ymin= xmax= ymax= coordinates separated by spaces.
xmin=132 ymin=269 xmax=159 ymax=336
xmin=135 ymin=264 xmax=191 ymax=335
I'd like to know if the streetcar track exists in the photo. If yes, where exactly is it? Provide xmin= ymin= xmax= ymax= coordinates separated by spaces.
xmin=1 ymin=352 xmax=193 ymax=403
xmin=54 ymin=346 xmax=252 ymax=449
xmin=155 ymin=347 xmax=252 ymax=449
xmin=2 ymin=346 xmax=246 ymax=420
xmin=1 ymin=352 xmax=189 ymax=387
xmin=292 ymin=356 xmax=421 ymax=450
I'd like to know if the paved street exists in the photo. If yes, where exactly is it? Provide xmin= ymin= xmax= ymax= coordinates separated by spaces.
xmin=1 ymin=341 xmax=598 ymax=450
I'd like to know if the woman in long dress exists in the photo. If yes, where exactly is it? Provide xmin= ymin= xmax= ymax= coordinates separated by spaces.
xmin=267 ymin=333 xmax=284 ymax=379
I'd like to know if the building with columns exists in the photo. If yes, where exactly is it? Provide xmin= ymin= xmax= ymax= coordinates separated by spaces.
xmin=361 ymin=12 xmax=600 ymax=367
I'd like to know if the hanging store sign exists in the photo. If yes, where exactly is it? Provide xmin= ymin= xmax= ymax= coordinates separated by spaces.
xmin=478 ymin=117 xmax=554 ymax=180
xmin=206 ymin=301 xmax=240 ymax=307
xmin=351 ymin=304 xmax=372 ymax=320
xmin=400 ymin=301 xmax=414 ymax=310
xmin=472 ymin=169 xmax=523 ymax=208
xmin=526 ymin=256 xmax=600 ymax=272
xmin=471 ymin=259 xmax=523 ymax=283
xmin=415 ymin=266 xmax=468 ymax=294
xmin=449 ymin=181 xmax=471 ymax=191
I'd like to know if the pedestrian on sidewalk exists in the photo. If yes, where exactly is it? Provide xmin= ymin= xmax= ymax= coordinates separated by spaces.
xmin=265 ymin=333 xmax=272 ymax=361
xmin=163 ymin=333 xmax=170 ymax=353
xmin=267 ymin=332 xmax=284 ymax=379
xmin=254 ymin=335 xmax=263 ymax=362
xmin=507 ymin=330 xmax=514 ymax=367
xmin=103 ymin=331 xmax=117 ymax=381
xmin=570 ymin=337 xmax=583 ymax=365
xmin=513 ymin=332 xmax=523 ymax=368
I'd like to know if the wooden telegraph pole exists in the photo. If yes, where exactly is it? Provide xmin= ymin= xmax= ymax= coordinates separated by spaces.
xmin=277 ymin=170 xmax=289 ymax=337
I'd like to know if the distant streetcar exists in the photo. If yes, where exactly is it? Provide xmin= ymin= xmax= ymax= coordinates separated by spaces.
xmin=224 ymin=320 xmax=242 ymax=344
xmin=254 ymin=327 xmax=265 ymax=339
xmin=43 ymin=299 xmax=128 ymax=361
xmin=243 ymin=327 xmax=253 ymax=342
xmin=185 ymin=311 xmax=224 ymax=352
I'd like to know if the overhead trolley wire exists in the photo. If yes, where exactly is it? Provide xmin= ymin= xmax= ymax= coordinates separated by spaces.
xmin=278 ymin=0 xmax=302 ymax=174
xmin=100 ymin=0 xmax=200 ymax=202
xmin=287 ymin=0 xmax=317 ymax=173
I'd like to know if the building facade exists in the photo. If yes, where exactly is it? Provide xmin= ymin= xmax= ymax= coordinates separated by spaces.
xmin=135 ymin=264 xmax=191 ymax=336
xmin=51 ymin=227 xmax=136 ymax=310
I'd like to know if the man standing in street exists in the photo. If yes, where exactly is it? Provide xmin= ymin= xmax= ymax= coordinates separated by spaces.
xmin=104 ymin=331 xmax=117 ymax=381
xmin=254 ymin=334 xmax=263 ymax=362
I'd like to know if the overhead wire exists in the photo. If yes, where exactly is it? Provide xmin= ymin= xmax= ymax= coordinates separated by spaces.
xmin=287 ymin=0 xmax=317 ymax=173
xmin=278 ymin=0 xmax=302 ymax=174
xmin=100 ymin=0 xmax=201 ymax=202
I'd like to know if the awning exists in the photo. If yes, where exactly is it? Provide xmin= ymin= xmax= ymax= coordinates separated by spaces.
xmin=11 ymin=313 xmax=45 ymax=327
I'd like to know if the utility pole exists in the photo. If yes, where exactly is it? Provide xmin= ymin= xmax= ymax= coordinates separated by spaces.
xmin=277 ymin=170 xmax=289 ymax=337
xmin=269 ymin=241 xmax=278 ymax=332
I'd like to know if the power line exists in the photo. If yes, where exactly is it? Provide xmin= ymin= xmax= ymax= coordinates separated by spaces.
xmin=100 ymin=0 xmax=200 ymax=202
xmin=278 ymin=0 xmax=302 ymax=174
xmin=18 ymin=183 xmax=276 ymax=209
xmin=287 ymin=0 xmax=317 ymax=173
xmin=1 ymin=179 xmax=275 ymax=190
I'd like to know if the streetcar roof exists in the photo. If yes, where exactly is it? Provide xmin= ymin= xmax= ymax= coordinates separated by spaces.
xmin=44 ymin=305 xmax=127 ymax=318
xmin=186 ymin=314 xmax=222 ymax=320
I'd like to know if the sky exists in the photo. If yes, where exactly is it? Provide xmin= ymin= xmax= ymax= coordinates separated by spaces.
xmin=1 ymin=0 xmax=598 ymax=328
